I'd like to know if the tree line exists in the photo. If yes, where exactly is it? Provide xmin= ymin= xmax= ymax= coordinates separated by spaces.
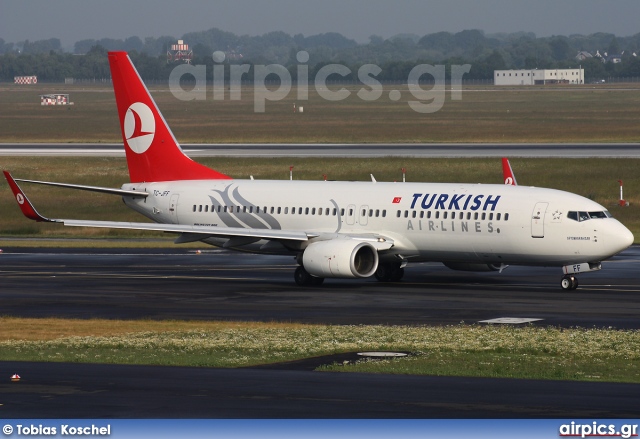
xmin=1 ymin=29 xmax=640 ymax=82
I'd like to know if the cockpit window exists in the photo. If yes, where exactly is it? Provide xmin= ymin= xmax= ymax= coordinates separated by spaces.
xmin=589 ymin=211 xmax=607 ymax=219
xmin=567 ymin=210 xmax=610 ymax=222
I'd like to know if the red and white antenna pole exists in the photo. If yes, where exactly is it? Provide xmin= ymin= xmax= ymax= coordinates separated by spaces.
xmin=402 ymin=167 xmax=406 ymax=183
xmin=290 ymin=166 xmax=293 ymax=181
xmin=618 ymin=180 xmax=628 ymax=207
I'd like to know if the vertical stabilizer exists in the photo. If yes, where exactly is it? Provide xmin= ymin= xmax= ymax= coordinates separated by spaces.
xmin=108 ymin=51 xmax=231 ymax=183
xmin=502 ymin=157 xmax=518 ymax=186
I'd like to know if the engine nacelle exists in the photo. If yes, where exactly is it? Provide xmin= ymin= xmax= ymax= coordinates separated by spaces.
xmin=303 ymin=240 xmax=378 ymax=279
xmin=443 ymin=262 xmax=504 ymax=272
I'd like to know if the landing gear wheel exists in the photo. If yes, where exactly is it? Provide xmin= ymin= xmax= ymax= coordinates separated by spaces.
xmin=294 ymin=266 xmax=324 ymax=286
xmin=375 ymin=263 xmax=405 ymax=282
xmin=294 ymin=266 xmax=313 ymax=286
xmin=571 ymin=276 xmax=579 ymax=290
xmin=374 ymin=264 xmax=392 ymax=281
xmin=561 ymin=275 xmax=578 ymax=291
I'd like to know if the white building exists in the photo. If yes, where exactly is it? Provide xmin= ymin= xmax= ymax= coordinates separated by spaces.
xmin=494 ymin=69 xmax=584 ymax=85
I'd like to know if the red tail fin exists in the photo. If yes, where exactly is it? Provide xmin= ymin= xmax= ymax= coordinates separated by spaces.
xmin=501 ymin=157 xmax=517 ymax=186
xmin=108 ymin=51 xmax=231 ymax=183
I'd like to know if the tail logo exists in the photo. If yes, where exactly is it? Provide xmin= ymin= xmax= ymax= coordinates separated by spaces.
xmin=124 ymin=102 xmax=156 ymax=154
xmin=16 ymin=193 xmax=24 ymax=204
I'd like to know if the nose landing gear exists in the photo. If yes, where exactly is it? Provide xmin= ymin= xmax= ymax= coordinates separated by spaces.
xmin=561 ymin=275 xmax=579 ymax=291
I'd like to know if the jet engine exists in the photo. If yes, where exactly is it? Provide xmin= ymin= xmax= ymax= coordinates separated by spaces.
xmin=302 ymin=240 xmax=378 ymax=278
xmin=443 ymin=262 xmax=505 ymax=272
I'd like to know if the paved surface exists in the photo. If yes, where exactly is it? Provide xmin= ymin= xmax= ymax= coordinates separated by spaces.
xmin=0 ymin=246 xmax=638 ymax=418
xmin=0 ymin=247 xmax=638 ymax=327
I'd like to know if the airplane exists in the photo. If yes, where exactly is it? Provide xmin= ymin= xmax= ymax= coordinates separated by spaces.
xmin=3 ymin=51 xmax=635 ymax=291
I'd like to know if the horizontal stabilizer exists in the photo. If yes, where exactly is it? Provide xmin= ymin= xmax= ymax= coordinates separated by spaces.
xmin=15 ymin=178 xmax=148 ymax=197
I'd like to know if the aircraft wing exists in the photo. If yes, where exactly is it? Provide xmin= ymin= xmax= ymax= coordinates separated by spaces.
xmin=61 ymin=219 xmax=313 ymax=241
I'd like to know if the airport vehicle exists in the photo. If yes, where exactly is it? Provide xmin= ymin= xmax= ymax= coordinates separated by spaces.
xmin=3 ymin=51 xmax=634 ymax=290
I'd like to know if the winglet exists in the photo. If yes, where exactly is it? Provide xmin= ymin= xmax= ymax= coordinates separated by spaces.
xmin=3 ymin=171 xmax=54 ymax=222
xmin=501 ymin=158 xmax=518 ymax=186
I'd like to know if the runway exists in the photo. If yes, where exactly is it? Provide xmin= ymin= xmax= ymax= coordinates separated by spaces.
xmin=1 ymin=143 xmax=640 ymax=157
xmin=0 ymin=246 xmax=639 ymax=327
xmin=0 ymin=246 xmax=639 ymax=418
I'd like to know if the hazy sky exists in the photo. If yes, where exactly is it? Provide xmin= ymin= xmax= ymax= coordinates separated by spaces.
xmin=1 ymin=0 xmax=638 ymax=48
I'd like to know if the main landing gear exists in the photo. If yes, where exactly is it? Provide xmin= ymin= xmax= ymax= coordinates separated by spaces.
xmin=561 ymin=275 xmax=579 ymax=291
xmin=374 ymin=262 xmax=405 ymax=282
xmin=294 ymin=266 xmax=325 ymax=286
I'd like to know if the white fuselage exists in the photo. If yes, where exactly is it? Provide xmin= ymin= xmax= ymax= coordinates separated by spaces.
xmin=122 ymin=179 xmax=633 ymax=267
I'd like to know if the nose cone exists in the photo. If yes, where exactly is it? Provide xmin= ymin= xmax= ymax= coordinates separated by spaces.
xmin=607 ymin=220 xmax=635 ymax=256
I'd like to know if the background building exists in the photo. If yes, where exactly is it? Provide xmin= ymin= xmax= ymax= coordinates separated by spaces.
xmin=494 ymin=69 xmax=584 ymax=85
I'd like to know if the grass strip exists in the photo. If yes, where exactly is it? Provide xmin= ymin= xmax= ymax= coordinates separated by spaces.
xmin=1 ymin=318 xmax=638 ymax=383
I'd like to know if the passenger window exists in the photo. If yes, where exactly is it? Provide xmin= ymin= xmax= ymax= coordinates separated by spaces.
xmin=193 ymin=205 xmax=196 ymax=212
xmin=397 ymin=210 xmax=401 ymax=218
xmin=412 ymin=211 xmax=416 ymax=218
xmin=404 ymin=211 xmax=408 ymax=218
xmin=474 ymin=212 xmax=479 ymax=220
xmin=482 ymin=213 xmax=486 ymax=220
xmin=284 ymin=207 xmax=288 ymax=214
xmin=326 ymin=208 xmax=330 ymax=216
xmin=505 ymin=213 xmax=509 ymax=221
xmin=427 ymin=211 xmax=432 ymax=219
xmin=382 ymin=210 xmax=387 ymax=218
xmin=277 ymin=207 xmax=281 ymax=214
xmin=271 ymin=207 xmax=275 ymax=214
xmin=435 ymin=211 xmax=440 ymax=219
xmin=419 ymin=211 xmax=424 ymax=219
xmin=305 ymin=208 xmax=309 ymax=215
xmin=443 ymin=212 xmax=448 ymax=219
